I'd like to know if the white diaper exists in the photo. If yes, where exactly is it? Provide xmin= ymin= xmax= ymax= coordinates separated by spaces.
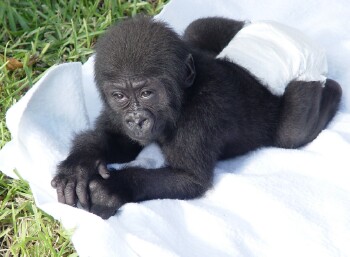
xmin=216 ymin=21 xmax=328 ymax=96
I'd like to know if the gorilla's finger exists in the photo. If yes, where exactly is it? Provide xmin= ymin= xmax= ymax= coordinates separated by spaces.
xmin=64 ymin=181 xmax=77 ymax=206
xmin=76 ymin=180 xmax=90 ymax=210
xmin=51 ymin=177 xmax=59 ymax=188
xmin=97 ymin=161 xmax=110 ymax=179
xmin=56 ymin=183 xmax=66 ymax=204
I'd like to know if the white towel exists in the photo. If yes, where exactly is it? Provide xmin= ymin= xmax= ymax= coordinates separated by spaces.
xmin=1 ymin=0 xmax=350 ymax=257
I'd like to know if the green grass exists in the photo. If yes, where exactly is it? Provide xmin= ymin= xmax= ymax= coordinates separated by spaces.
xmin=0 ymin=0 xmax=168 ymax=256
xmin=0 ymin=173 xmax=76 ymax=257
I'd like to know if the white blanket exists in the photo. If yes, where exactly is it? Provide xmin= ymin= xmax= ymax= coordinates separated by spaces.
xmin=1 ymin=0 xmax=350 ymax=256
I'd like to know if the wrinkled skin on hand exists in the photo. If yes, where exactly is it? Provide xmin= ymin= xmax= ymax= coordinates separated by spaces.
xmin=88 ymin=173 xmax=132 ymax=219
xmin=51 ymin=158 xmax=111 ymax=210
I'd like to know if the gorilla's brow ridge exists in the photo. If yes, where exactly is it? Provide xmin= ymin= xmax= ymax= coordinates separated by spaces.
xmin=105 ymin=79 xmax=147 ymax=90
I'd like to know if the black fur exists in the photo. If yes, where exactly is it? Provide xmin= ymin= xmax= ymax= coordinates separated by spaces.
xmin=183 ymin=17 xmax=245 ymax=56
xmin=51 ymin=17 xmax=342 ymax=219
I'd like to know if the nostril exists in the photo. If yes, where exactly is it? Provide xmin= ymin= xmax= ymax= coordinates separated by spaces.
xmin=135 ymin=118 xmax=147 ymax=128
xmin=139 ymin=118 xmax=148 ymax=127
xmin=125 ymin=117 xmax=135 ymax=127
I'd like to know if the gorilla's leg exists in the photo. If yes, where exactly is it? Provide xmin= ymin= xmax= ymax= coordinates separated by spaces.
xmin=275 ymin=79 xmax=342 ymax=148
xmin=183 ymin=17 xmax=245 ymax=56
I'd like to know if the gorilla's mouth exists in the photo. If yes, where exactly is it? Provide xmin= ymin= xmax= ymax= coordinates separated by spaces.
xmin=127 ymin=128 xmax=154 ymax=144
xmin=129 ymin=121 xmax=151 ymax=137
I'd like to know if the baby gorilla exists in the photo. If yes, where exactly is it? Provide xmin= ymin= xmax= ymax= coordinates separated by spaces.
xmin=51 ymin=17 xmax=342 ymax=219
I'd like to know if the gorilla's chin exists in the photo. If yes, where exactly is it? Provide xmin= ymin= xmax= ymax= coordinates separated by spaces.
xmin=125 ymin=127 xmax=154 ymax=145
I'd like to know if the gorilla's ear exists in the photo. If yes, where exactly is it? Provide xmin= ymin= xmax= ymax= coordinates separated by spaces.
xmin=184 ymin=54 xmax=196 ymax=87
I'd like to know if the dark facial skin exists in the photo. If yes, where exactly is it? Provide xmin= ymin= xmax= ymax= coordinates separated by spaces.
xmin=103 ymin=78 xmax=168 ymax=144
xmin=51 ymin=17 xmax=342 ymax=219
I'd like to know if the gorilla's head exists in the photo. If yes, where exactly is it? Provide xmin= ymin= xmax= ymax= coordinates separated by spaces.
xmin=94 ymin=17 xmax=196 ymax=144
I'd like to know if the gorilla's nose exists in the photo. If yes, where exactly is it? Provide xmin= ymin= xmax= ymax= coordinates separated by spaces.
xmin=125 ymin=113 xmax=149 ymax=130
xmin=134 ymin=117 xmax=148 ymax=129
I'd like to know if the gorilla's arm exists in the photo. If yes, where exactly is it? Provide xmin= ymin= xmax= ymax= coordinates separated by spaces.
xmin=51 ymin=112 xmax=143 ymax=209
xmin=183 ymin=17 xmax=245 ymax=56
xmin=88 ymin=167 xmax=209 ymax=219
xmin=88 ymin=110 xmax=219 ymax=219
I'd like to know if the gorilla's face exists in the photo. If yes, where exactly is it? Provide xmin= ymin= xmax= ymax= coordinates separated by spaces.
xmin=97 ymin=51 xmax=196 ymax=144
xmin=102 ymin=77 xmax=174 ymax=144
xmin=94 ymin=18 xmax=196 ymax=144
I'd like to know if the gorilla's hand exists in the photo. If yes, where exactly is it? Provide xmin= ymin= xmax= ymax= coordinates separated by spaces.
xmin=51 ymin=158 xmax=110 ymax=209
xmin=88 ymin=173 xmax=132 ymax=219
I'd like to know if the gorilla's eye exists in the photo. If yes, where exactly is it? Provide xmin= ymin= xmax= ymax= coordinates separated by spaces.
xmin=112 ymin=92 xmax=125 ymax=100
xmin=141 ymin=90 xmax=153 ymax=98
